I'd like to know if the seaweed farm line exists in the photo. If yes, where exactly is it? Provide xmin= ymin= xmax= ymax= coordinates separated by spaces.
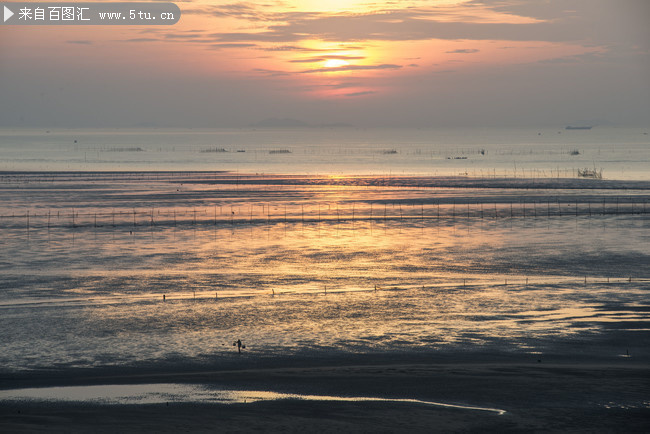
xmin=0 ymin=170 xmax=648 ymax=185
xmin=0 ymin=168 xmax=620 ymax=182
xmin=3 ymin=276 xmax=647 ymax=311
xmin=2 ymin=199 xmax=649 ymax=231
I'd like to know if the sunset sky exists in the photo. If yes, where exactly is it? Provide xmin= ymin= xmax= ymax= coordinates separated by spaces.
xmin=1 ymin=0 xmax=649 ymax=127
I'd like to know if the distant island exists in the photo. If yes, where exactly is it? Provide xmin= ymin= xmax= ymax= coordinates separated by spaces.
xmin=565 ymin=126 xmax=593 ymax=130
xmin=250 ymin=118 xmax=354 ymax=128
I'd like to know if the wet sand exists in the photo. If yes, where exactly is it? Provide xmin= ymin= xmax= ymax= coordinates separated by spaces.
xmin=2 ymin=361 xmax=649 ymax=433
xmin=2 ymin=172 xmax=649 ymax=431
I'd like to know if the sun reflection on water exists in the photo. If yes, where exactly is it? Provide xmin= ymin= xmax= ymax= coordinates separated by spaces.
xmin=0 ymin=178 xmax=649 ymax=372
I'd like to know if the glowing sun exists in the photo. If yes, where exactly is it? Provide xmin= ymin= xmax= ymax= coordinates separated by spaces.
xmin=323 ymin=59 xmax=349 ymax=68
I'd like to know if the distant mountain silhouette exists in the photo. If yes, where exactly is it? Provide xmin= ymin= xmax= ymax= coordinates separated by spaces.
xmin=128 ymin=121 xmax=160 ymax=128
xmin=251 ymin=118 xmax=310 ymax=128
xmin=319 ymin=122 xmax=355 ymax=128
xmin=250 ymin=118 xmax=354 ymax=128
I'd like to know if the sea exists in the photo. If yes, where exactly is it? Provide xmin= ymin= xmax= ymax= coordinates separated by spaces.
xmin=0 ymin=126 xmax=649 ymax=379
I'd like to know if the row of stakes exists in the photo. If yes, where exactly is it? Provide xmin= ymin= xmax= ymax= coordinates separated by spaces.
xmin=161 ymin=276 xmax=641 ymax=302
xmin=10 ymin=199 xmax=650 ymax=230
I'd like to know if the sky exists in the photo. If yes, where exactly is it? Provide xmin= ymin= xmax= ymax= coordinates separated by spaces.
xmin=0 ymin=0 xmax=649 ymax=128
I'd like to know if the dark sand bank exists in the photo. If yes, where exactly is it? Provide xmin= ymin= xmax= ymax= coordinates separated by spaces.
xmin=2 ymin=362 xmax=649 ymax=433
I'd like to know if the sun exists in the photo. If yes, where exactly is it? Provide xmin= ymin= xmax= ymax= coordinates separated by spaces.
xmin=323 ymin=59 xmax=349 ymax=68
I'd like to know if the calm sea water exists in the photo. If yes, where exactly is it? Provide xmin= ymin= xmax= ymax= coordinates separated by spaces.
xmin=1 ymin=126 xmax=649 ymax=179
xmin=0 ymin=128 xmax=649 ymax=376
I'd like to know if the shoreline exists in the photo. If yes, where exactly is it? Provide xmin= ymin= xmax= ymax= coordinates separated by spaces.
xmin=2 ymin=361 xmax=649 ymax=432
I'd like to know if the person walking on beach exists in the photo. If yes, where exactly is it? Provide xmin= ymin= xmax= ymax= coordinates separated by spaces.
xmin=234 ymin=339 xmax=244 ymax=353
